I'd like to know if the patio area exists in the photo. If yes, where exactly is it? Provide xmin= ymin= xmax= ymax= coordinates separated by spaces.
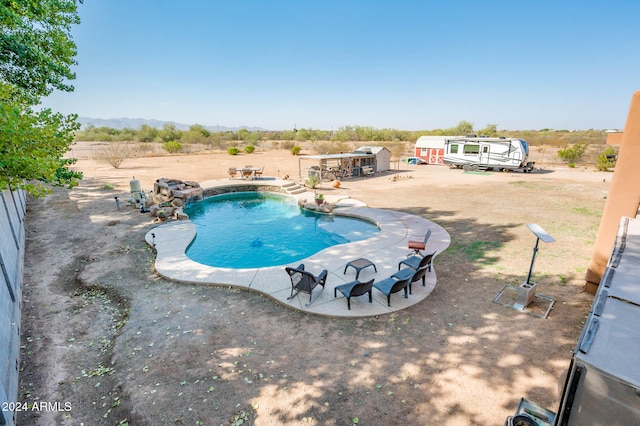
xmin=145 ymin=178 xmax=450 ymax=317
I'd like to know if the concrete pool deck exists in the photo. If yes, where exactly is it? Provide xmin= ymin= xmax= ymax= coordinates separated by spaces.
xmin=145 ymin=178 xmax=451 ymax=318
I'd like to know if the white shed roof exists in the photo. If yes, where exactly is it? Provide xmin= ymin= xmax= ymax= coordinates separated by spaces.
xmin=415 ymin=135 xmax=457 ymax=149
xmin=355 ymin=146 xmax=390 ymax=154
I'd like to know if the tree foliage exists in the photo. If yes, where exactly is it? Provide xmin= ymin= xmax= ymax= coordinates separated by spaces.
xmin=0 ymin=0 xmax=80 ymax=99
xmin=0 ymin=82 xmax=80 ymax=195
xmin=160 ymin=123 xmax=182 ymax=142
xmin=0 ymin=0 xmax=82 ymax=195
xmin=137 ymin=124 xmax=159 ymax=142
xmin=595 ymin=146 xmax=618 ymax=172
xmin=557 ymin=143 xmax=588 ymax=163
xmin=162 ymin=141 xmax=182 ymax=153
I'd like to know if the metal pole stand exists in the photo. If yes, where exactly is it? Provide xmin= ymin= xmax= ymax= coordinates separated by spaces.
xmin=493 ymin=224 xmax=556 ymax=318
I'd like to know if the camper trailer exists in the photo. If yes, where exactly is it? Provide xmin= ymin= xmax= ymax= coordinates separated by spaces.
xmin=443 ymin=136 xmax=534 ymax=172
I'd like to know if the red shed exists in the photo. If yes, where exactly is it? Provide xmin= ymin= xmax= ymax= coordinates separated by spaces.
xmin=414 ymin=136 xmax=454 ymax=164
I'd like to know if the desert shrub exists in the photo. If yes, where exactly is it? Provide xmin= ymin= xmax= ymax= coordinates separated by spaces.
xmin=162 ymin=141 xmax=183 ymax=153
xmin=595 ymin=146 xmax=618 ymax=171
xmin=290 ymin=145 xmax=301 ymax=155
xmin=95 ymin=142 xmax=132 ymax=169
xmin=131 ymin=142 xmax=155 ymax=157
xmin=557 ymin=143 xmax=588 ymax=163
xmin=206 ymin=137 xmax=227 ymax=151
xmin=315 ymin=141 xmax=350 ymax=154
xmin=228 ymin=147 xmax=239 ymax=155
xmin=281 ymin=141 xmax=295 ymax=150
xmin=305 ymin=175 xmax=320 ymax=188
xmin=244 ymin=145 xmax=255 ymax=154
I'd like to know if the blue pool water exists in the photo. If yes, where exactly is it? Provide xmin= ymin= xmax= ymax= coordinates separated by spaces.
xmin=184 ymin=192 xmax=379 ymax=268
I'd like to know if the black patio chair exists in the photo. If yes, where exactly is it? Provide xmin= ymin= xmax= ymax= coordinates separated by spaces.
xmin=392 ymin=267 xmax=428 ymax=293
xmin=334 ymin=279 xmax=374 ymax=310
xmin=373 ymin=276 xmax=411 ymax=307
xmin=399 ymin=251 xmax=436 ymax=272
xmin=285 ymin=264 xmax=328 ymax=306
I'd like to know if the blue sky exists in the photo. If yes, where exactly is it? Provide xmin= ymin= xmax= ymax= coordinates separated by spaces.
xmin=41 ymin=0 xmax=640 ymax=131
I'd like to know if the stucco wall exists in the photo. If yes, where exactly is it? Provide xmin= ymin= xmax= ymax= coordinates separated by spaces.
xmin=605 ymin=132 xmax=624 ymax=145
xmin=0 ymin=189 xmax=26 ymax=426
xmin=586 ymin=90 xmax=640 ymax=290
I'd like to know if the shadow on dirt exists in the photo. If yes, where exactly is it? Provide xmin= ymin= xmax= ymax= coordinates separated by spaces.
xmin=19 ymin=178 xmax=594 ymax=425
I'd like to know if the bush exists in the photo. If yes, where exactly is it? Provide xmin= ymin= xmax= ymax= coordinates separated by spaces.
xmin=557 ymin=143 xmax=588 ymax=163
xmin=228 ymin=147 xmax=239 ymax=155
xmin=291 ymin=145 xmax=301 ymax=155
xmin=595 ymin=146 xmax=618 ymax=171
xmin=162 ymin=141 xmax=183 ymax=153
xmin=95 ymin=143 xmax=132 ymax=169
xmin=315 ymin=141 xmax=350 ymax=154
xmin=306 ymin=175 xmax=320 ymax=188
xmin=244 ymin=145 xmax=255 ymax=154
xmin=281 ymin=141 xmax=295 ymax=150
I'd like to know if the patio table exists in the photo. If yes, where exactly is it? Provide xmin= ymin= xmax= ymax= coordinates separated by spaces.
xmin=237 ymin=167 xmax=261 ymax=180
xmin=343 ymin=258 xmax=377 ymax=280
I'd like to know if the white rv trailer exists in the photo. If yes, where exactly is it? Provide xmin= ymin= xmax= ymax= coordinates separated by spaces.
xmin=443 ymin=136 xmax=535 ymax=172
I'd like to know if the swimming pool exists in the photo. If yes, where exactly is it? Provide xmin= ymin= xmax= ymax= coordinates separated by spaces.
xmin=184 ymin=192 xmax=380 ymax=268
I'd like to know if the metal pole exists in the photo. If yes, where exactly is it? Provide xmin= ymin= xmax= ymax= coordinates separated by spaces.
xmin=525 ymin=237 xmax=541 ymax=285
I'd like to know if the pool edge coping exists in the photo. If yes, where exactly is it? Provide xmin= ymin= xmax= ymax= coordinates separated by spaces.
xmin=145 ymin=178 xmax=451 ymax=318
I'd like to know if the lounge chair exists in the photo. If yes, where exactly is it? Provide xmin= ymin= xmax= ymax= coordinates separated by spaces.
xmin=334 ymin=279 xmax=374 ymax=310
xmin=398 ymin=251 xmax=436 ymax=272
xmin=408 ymin=229 xmax=431 ymax=256
xmin=373 ymin=276 xmax=411 ymax=307
xmin=392 ymin=267 xmax=428 ymax=293
xmin=285 ymin=264 xmax=328 ymax=306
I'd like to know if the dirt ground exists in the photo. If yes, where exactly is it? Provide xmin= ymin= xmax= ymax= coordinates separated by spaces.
xmin=17 ymin=142 xmax=609 ymax=425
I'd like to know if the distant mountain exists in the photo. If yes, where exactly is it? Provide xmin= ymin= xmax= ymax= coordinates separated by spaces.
xmin=77 ymin=117 xmax=266 ymax=132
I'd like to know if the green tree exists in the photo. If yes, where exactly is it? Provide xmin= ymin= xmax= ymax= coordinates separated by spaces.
xmin=1 ymin=83 xmax=80 ymax=195
xmin=137 ymin=124 xmax=159 ymax=142
xmin=246 ymin=131 xmax=261 ymax=144
xmin=235 ymin=128 xmax=250 ymax=141
xmin=181 ymin=123 xmax=211 ymax=144
xmin=0 ymin=0 xmax=80 ymax=100
xmin=478 ymin=124 xmax=498 ymax=137
xmin=160 ymin=123 xmax=182 ymax=142
xmin=280 ymin=130 xmax=296 ymax=140
xmin=0 ymin=0 xmax=82 ymax=195
xmin=189 ymin=124 xmax=211 ymax=138
xmin=452 ymin=120 xmax=474 ymax=135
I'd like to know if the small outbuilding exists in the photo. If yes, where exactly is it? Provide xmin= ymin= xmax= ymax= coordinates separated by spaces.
xmin=297 ymin=146 xmax=391 ymax=181
xmin=354 ymin=146 xmax=391 ymax=172
xmin=414 ymin=136 xmax=455 ymax=165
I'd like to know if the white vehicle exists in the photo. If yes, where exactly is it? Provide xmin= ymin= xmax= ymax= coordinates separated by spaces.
xmin=443 ymin=136 xmax=535 ymax=172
